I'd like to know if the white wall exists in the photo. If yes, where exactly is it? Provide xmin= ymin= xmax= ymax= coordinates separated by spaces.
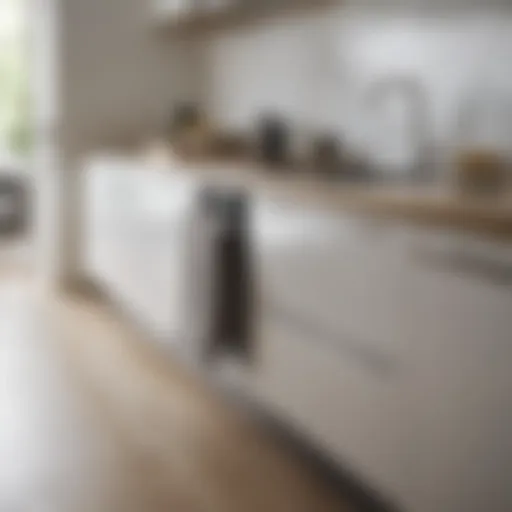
xmin=35 ymin=0 xmax=512 ymax=283
xmin=200 ymin=1 xmax=512 ymax=173
xmin=60 ymin=0 xmax=199 ymax=146
xmin=31 ymin=0 xmax=64 ymax=287
xmin=33 ymin=0 xmax=200 ymax=285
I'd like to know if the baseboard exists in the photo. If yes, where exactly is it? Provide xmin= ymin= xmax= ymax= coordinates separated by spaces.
xmin=219 ymin=388 xmax=405 ymax=512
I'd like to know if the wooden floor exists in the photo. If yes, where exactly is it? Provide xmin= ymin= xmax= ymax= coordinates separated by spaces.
xmin=0 ymin=273 xmax=352 ymax=512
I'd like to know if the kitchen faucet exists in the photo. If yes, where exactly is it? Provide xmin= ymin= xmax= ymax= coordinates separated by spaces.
xmin=364 ymin=75 xmax=433 ymax=183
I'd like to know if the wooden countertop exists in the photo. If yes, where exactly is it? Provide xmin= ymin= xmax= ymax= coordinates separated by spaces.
xmin=90 ymin=152 xmax=512 ymax=239
xmin=167 ymin=160 xmax=512 ymax=239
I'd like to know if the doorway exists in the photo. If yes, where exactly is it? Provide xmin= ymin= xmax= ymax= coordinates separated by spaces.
xmin=0 ymin=0 xmax=31 ymax=273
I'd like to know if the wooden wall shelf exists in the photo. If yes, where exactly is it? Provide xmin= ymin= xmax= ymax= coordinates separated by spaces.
xmin=154 ymin=0 xmax=337 ymax=35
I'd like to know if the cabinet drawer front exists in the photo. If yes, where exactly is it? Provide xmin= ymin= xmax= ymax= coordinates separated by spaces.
xmin=407 ymin=228 xmax=512 ymax=367
xmin=254 ymin=312 xmax=411 ymax=500
xmin=254 ymin=200 xmax=411 ymax=355
xmin=402 ymin=228 xmax=512 ymax=512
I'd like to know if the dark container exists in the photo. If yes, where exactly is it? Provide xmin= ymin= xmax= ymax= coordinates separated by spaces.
xmin=257 ymin=115 xmax=290 ymax=167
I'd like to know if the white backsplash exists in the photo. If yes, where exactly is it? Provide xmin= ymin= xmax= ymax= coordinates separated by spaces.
xmin=199 ymin=2 xmax=512 ymax=174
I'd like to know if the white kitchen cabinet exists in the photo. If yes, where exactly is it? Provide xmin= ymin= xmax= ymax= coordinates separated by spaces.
xmin=250 ymin=195 xmax=512 ymax=512
xmin=83 ymin=157 xmax=200 ymax=345
xmin=253 ymin=199 xmax=415 ymax=357
xmin=83 ymin=158 xmax=132 ymax=284
xmin=254 ymin=311 xmax=412 ymax=508
xmin=402 ymin=229 xmax=512 ymax=512
xmin=250 ymin=198 xmax=417 ymax=507
xmin=84 ymin=162 xmax=512 ymax=512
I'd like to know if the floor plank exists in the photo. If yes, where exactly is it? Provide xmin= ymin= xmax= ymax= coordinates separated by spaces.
xmin=0 ymin=277 xmax=352 ymax=512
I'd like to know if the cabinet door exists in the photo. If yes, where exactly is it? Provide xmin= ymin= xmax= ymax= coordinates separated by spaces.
xmin=116 ymin=172 xmax=198 ymax=341
xmin=252 ymin=200 xmax=416 ymax=505
xmin=253 ymin=198 xmax=413 ymax=365
xmin=83 ymin=163 xmax=126 ymax=284
xmin=253 ymin=311 xmax=410 ymax=507
xmin=405 ymin=229 xmax=512 ymax=512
